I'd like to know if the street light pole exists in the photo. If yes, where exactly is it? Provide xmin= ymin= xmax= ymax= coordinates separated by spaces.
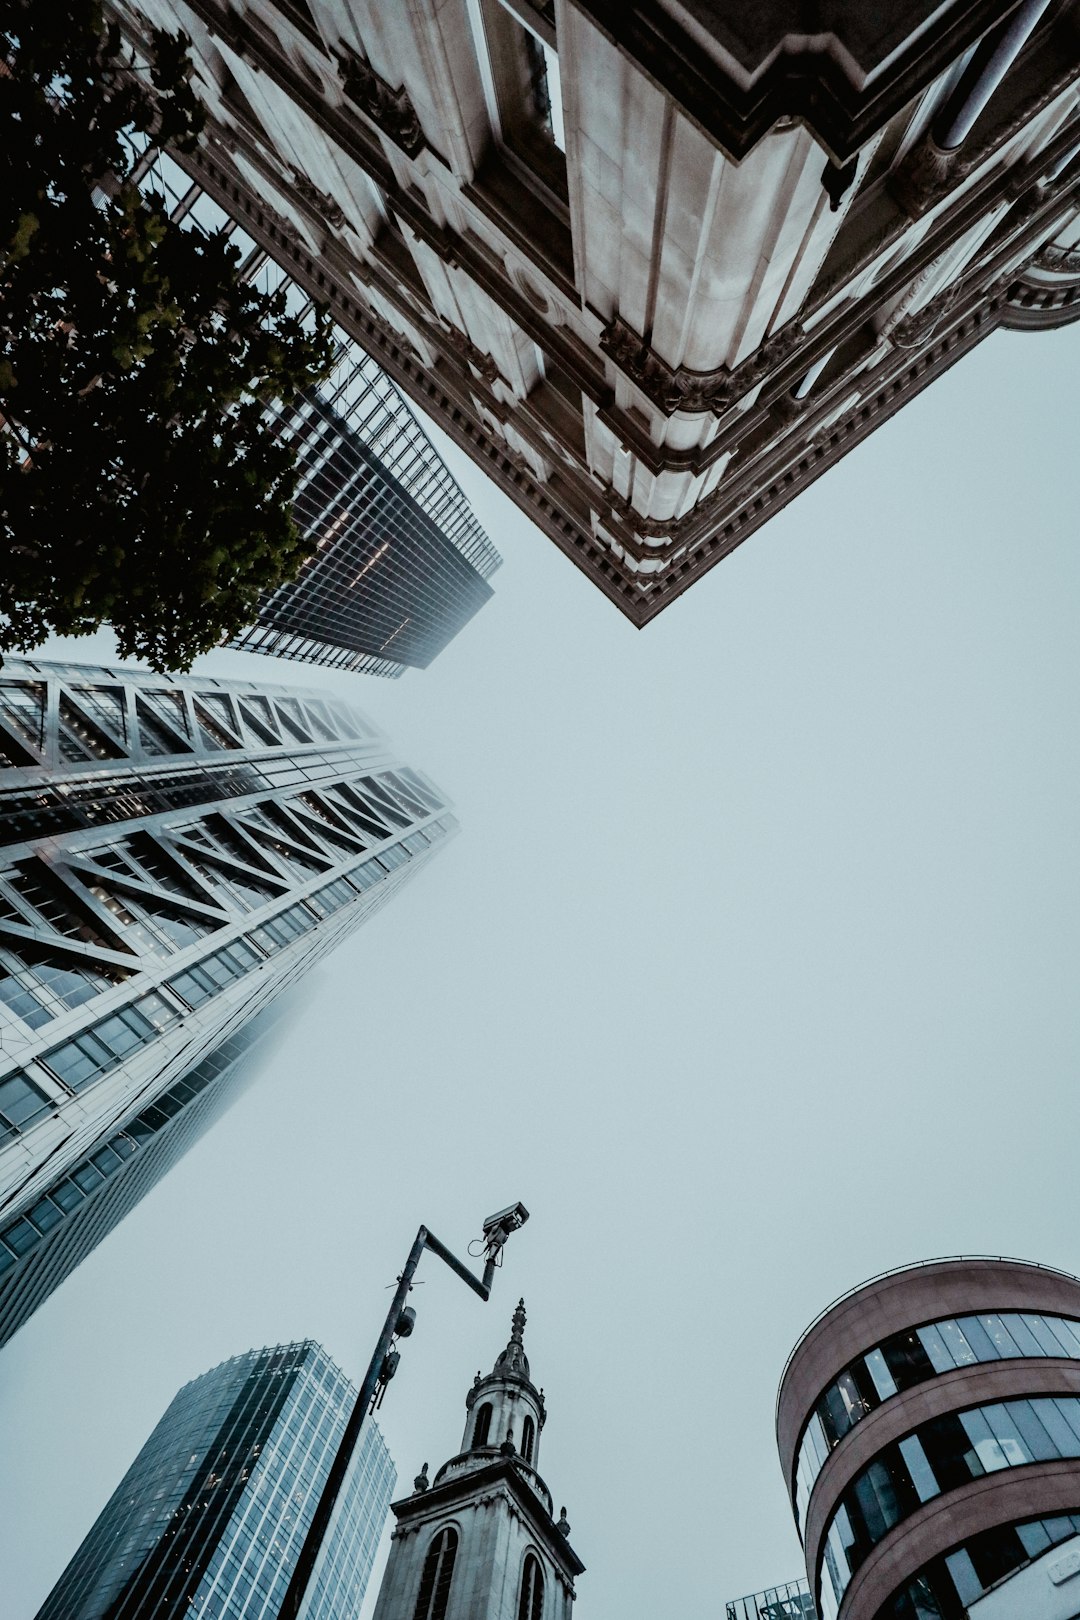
xmin=277 ymin=1203 xmax=529 ymax=1620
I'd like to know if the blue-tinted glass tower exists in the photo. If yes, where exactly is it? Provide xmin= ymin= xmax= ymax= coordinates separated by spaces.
xmin=35 ymin=1340 xmax=394 ymax=1620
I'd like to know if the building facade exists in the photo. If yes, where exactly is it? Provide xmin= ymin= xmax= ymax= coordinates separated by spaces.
xmin=36 ymin=1339 xmax=395 ymax=1620
xmin=124 ymin=143 xmax=501 ymax=679
xmin=776 ymin=1256 xmax=1080 ymax=1620
xmin=369 ymin=1299 xmax=584 ymax=1620
xmin=111 ymin=0 xmax=1080 ymax=624
xmin=0 ymin=658 xmax=455 ymax=1345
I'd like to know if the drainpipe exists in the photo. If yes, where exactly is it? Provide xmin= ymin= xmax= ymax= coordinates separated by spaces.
xmin=791 ymin=346 xmax=837 ymax=401
xmin=934 ymin=0 xmax=1054 ymax=150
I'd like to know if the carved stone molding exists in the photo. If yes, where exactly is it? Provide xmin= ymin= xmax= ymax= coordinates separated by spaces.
xmin=889 ymin=278 xmax=963 ymax=348
xmin=890 ymin=138 xmax=961 ymax=219
xmin=771 ymin=391 xmax=807 ymax=426
xmin=892 ymin=52 xmax=1080 ymax=220
xmin=439 ymin=322 xmax=501 ymax=384
xmin=289 ymin=168 xmax=345 ymax=229
xmin=335 ymin=46 xmax=424 ymax=158
xmin=599 ymin=316 xmax=805 ymax=417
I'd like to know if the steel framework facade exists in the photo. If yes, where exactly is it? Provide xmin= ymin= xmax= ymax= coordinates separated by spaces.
xmin=0 ymin=659 xmax=455 ymax=1345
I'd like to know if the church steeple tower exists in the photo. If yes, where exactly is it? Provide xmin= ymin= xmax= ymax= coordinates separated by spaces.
xmin=460 ymin=1299 xmax=546 ymax=1468
xmin=369 ymin=1304 xmax=584 ymax=1620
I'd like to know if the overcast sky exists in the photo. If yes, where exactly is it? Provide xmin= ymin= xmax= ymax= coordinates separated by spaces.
xmin=2 ymin=318 xmax=1080 ymax=1620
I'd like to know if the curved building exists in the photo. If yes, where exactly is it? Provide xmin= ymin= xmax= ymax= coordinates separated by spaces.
xmin=777 ymin=1257 xmax=1080 ymax=1620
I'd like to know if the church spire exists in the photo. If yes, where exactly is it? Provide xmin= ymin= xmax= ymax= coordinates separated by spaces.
xmin=457 ymin=1298 xmax=545 ymax=1467
xmin=493 ymin=1298 xmax=530 ymax=1379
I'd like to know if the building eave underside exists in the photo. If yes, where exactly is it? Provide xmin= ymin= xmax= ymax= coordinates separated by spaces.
xmin=568 ymin=0 xmax=1024 ymax=164
xmin=148 ymin=0 xmax=1080 ymax=629
xmin=181 ymin=138 xmax=1063 ymax=629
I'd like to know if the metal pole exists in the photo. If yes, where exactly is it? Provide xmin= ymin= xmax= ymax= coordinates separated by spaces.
xmin=276 ymin=1222 xmax=502 ymax=1620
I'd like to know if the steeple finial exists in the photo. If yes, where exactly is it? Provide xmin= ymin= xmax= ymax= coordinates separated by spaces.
xmin=492 ymin=1298 xmax=531 ymax=1379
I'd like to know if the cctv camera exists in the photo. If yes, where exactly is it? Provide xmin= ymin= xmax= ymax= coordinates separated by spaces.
xmin=482 ymin=1202 xmax=530 ymax=1239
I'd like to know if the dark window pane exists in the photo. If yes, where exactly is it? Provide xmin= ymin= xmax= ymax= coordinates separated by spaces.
xmin=880 ymin=1328 xmax=937 ymax=1391
xmin=964 ymin=1523 xmax=1028 ymax=1591
xmin=133 ymin=1106 xmax=168 ymax=1132
xmin=90 ymin=1145 xmax=122 ymax=1177
xmin=3 ymin=1219 xmax=39 ymax=1256
xmin=921 ymin=1413 xmax=977 ymax=1491
xmin=26 ymin=1198 xmax=63 ymax=1234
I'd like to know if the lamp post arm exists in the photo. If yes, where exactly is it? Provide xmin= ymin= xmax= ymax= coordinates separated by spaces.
xmin=276 ymin=1225 xmax=499 ymax=1620
xmin=422 ymin=1228 xmax=493 ymax=1299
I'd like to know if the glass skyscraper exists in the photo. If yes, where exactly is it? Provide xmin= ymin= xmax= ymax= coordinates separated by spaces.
xmin=127 ymin=144 xmax=501 ymax=678
xmin=0 ymin=658 xmax=456 ymax=1345
xmin=35 ymin=1340 xmax=395 ymax=1620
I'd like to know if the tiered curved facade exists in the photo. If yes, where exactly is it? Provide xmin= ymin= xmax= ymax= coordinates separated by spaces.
xmin=777 ymin=1258 xmax=1080 ymax=1620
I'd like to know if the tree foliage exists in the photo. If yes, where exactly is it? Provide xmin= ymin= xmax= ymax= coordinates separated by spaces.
xmin=0 ymin=0 xmax=334 ymax=670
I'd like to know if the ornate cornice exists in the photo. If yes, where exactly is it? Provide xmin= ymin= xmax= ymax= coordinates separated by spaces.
xmin=389 ymin=1458 xmax=586 ymax=1579
xmin=334 ymin=45 xmax=425 ymax=158
xmin=567 ymin=0 xmax=1021 ymax=165
xmin=599 ymin=315 xmax=804 ymax=416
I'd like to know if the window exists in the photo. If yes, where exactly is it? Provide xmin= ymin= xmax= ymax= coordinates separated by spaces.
xmin=521 ymin=1415 xmax=535 ymax=1464
xmin=412 ymin=1527 xmax=458 ymax=1620
xmin=474 ymin=1 xmax=565 ymax=164
xmin=793 ymin=1308 xmax=1080 ymax=1527
xmin=820 ymin=1397 xmax=1080 ymax=1614
xmin=0 ymin=1071 xmax=52 ymax=1134
xmin=472 ymin=1402 xmax=493 ymax=1449
xmin=884 ymin=1513 xmax=1080 ymax=1620
xmin=517 ymin=1554 xmax=544 ymax=1620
